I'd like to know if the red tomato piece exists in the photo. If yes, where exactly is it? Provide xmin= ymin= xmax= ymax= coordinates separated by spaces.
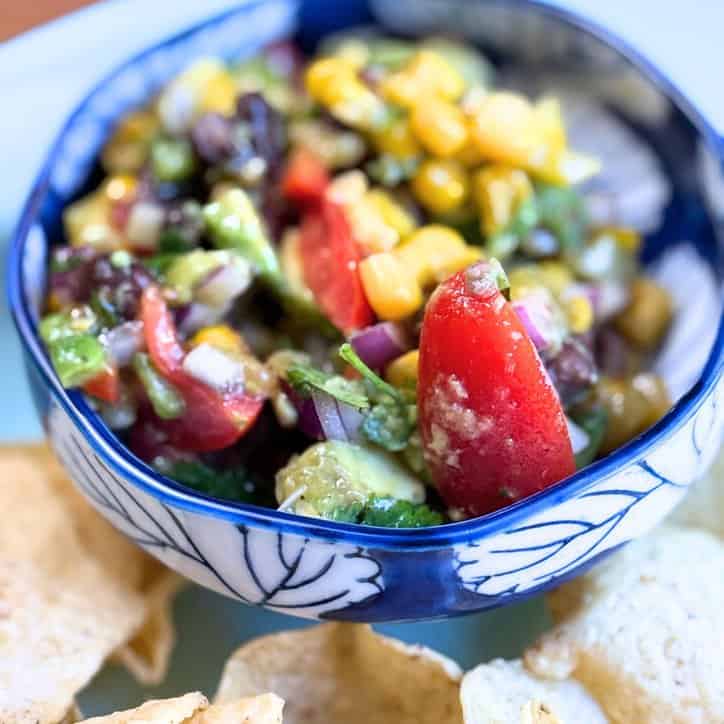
xmin=299 ymin=199 xmax=374 ymax=334
xmin=83 ymin=364 xmax=120 ymax=403
xmin=282 ymin=148 xmax=329 ymax=208
xmin=418 ymin=262 xmax=575 ymax=516
xmin=139 ymin=286 xmax=264 ymax=452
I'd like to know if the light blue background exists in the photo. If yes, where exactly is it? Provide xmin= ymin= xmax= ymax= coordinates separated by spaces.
xmin=1 ymin=1 xmax=721 ymax=715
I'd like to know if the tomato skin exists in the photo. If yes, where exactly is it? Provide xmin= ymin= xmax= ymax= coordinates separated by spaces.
xmin=299 ymin=199 xmax=374 ymax=334
xmin=418 ymin=265 xmax=575 ymax=516
xmin=282 ymin=148 xmax=329 ymax=208
xmin=83 ymin=365 xmax=120 ymax=403
xmin=139 ymin=286 xmax=264 ymax=452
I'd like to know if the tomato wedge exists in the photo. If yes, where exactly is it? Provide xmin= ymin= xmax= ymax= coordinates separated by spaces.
xmin=140 ymin=286 xmax=264 ymax=452
xmin=418 ymin=262 xmax=575 ymax=516
xmin=299 ymin=198 xmax=374 ymax=334
xmin=83 ymin=364 xmax=120 ymax=403
xmin=282 ymin=148 xmax=329 ymax=208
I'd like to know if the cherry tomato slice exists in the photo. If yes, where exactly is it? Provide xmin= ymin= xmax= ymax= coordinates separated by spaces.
xmin=139 ymin=286 xmax=264 ymax=452
xmin=282 ymin=148 xmax=329 ymax=208
xmin=83 ymin=364 xmax=120 ymax=403
xmin=418 ymin=262 xmax=575 ymax=516
xmin=299 ymin=199 xmax=374 ymax=334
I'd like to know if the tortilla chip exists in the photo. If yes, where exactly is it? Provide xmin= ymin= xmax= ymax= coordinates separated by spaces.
xmin=461 ymin=659 xmax=607 ymax=724
xmin=215 ymin=623 xmax=462 ymax=724
xmin=669 ymin=449 xmax=724 ymax=539
xmin=0 ymin=446 xmax=181 ymax=721
xmin=112 ymin=571 xmax=185 ymax=685
xmin=79 ymin=693 xmax=283 ymax=724
xmin=525 ymin=526 xmax=724 ymax=723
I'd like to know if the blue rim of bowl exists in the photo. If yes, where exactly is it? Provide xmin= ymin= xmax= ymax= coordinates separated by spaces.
xmin=7 ymin=0 xmax=724 ymax=548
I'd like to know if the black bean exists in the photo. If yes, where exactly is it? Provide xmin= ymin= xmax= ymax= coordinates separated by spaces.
xmin=89 ymin=256 xmax=154 ymax=321
xmin=236 ymin=92 xmax=285 ymax=172
xmin=546 ymin=336 xmax=599 ymax=408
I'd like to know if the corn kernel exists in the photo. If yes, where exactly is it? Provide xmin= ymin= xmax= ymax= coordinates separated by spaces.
xmin=385 ymin=350 xmax=419 ymax=388
xmin=63 ymin=191 xmax=122 ymax=251
xmin=326 ymin=170 xmax=368 ymax=206
xmin=372 ymin=117 xmax=421 ymax=160
xmin=470 ymin=92 xmax=542 ymax=168
xmin=455 ymin=137 xmax=486 ymax=167
xmin=359 ymin=253 xmax=422 ymax=320
xmin=536 ymin=149 xmax=601 ymax=186
xmin=410 ymin=97 xmax=468 ymax=158
xmin=565 ymin=295 xmax=594 ymax=334
xmin=412 ymin=159 xmax=469 ymax=215
xmin=103 ymin=175 xmax=138 ymax=204
xmin=537 ymin=261 xmax=573 ymax=296
xmin=473 ymin=165 xmax=532 ymax=237
xmin=533 ymin=98 xmax=567 ymax=156
xmin=190 ymin=325 xmax=244 ymax=358
xmin=381 ymin=50 xmax=465 ymax=108
xmin=396 ymin=225 xmax=482 ymax=286
xmin=595 ymin=226 xmax=641 ymax=254
xmin=348 ymin=197 xmax=399 ymax=253
xmin=101 ymin=111 xmax=158 ymax=173
xmin=614 ymin=276 xmax=673 ymax=350
xmin=199 ymin=69 xmax=238 ymax=116
xmin=365 ymin=189 xmax=416 ymax=240
xmin=305 ymin=57 xmax=386 ymax=130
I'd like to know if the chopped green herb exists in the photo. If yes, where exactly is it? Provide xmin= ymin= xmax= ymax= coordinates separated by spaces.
xmin=361 ymin=400 xmax=416 ymax=452
xmin=151 ymin=137 xmax=195 ymax=182
xmin=359 ymin=496 xmax=444 ymax=527
xmin=286 ymin=364 xmax=369 ymax=409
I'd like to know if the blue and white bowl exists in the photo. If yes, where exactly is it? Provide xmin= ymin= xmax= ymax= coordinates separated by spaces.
xmin=8 ymin=0 xmax=723 ymax=622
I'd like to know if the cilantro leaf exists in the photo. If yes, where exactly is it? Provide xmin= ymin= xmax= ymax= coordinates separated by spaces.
xmin=361 ymin=400 xmax=416 ymax=452
xmin=339 ymin=343 xmax=408 ymax=403
xmin=286 ymin=363 xmax=369 ymax=409
xmin=359 ymin=496 xmax=444 ymax=527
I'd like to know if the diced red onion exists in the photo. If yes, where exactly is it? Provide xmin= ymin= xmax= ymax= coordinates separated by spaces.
xmin=102 ymin=320 xmax=145 ymax=367
xmin=311 ymin=391 xmax=364 ymax=443
xmin=175 ymin=302 xmax=227 ymax=336
xmin=512 ymin=292 xmax=565 ymax=357
xmin=195 ymin=260 xmax=252 ymax=309
xmin=126 ymin=201 xmax=165 ymax=250
xmin=282 ymin=381 xmax=324 ymax=440
xmin=349 ymin=322 xmax=409 ymax=370
xmin=566 ymin=416 xmax=590 ymax=455
xmin=182 ymin=343 xmax=244 ymax=392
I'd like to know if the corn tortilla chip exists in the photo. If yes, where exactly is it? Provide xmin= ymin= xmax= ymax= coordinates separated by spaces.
xmin=214 ymin=623 xmax=462 ymax=724
xmin=0 ymin=446 xmax=181 ymax=721
xmin=461 ymin=659 xmax=607 ymax=724
xmin=525 ymin=526 xmax=724 ymax=723
xmin=79 ymin=693 xmax=283 ymax=724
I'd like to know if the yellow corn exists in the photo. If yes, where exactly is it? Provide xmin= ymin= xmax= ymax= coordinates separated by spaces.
xmin=359 ymin=253 xmax=422 ymax=320
xmin=410 ymin=97 xmax=468 ymax=157
xmin=565 ymin=295 xmax=594 ymax=334
xmin=614 ymin=276 xmax=673 ymax=350
xmin=365 ymin=189 xmax=416 ymax=240
xmin=347 ymin=197 xmax=399 ymax=253
xmin=305 ymin=57 xmax=386 ymax=130
xmin=411 ymin=158 xmax=469 ymax=215
xmin=473 ymin=165 xmax=533 ymax=237
xmin=372 ymin=117 xmax=421 ymax=160
xmin=63 ymin=191 xmax=122 ymax=250
xmin=190 ymin=325 xmax=244 ymax=358
xmin=509 ymin=262 xmax=573 ymax=301
xmin=381 ymin=50 xmax=465 ymax=109
xmin=455 ymin=136 xmax=486 ymax=167
xmin=535 ymin=149 xmax=601 ymax=187
xmin=385 ymin=350 xmax=419 ymax=388
xmin=537 ymin=261 xmax=573 ymax=296
xmin=101 ymin=110 xmax=158 ymax=173
xmin=595 ymin=226 xmax=642 ymax=254
xmin=199 ymin=68 xmax=238 ymax=116
xmin=360 ymin=225 xmax=481 ymax=320
xmin=533 ymin=98 xmax=567 ymax=156
xmin=396 ymin=225 xmax=482 ymax=286
xmin=103 ymin=174 xmax=138 ymax=204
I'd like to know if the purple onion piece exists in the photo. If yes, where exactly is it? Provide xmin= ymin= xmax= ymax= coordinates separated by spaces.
xmin=102 ymin=320 xmax=145 ymax=367
xmin=175 ymin=302 xmax=227 ymax=336
xmin=281 ymin=381 xmax=324 ymax=440
xmin=512 ymin=302 xmax=547 ymax=351
xmin=311 ymin=391 xmax=364 ymax=443
xmin=195 ymin=262 xmax=252 ymax=309
xmin=349 ymin=322 xmax=410 ymax=370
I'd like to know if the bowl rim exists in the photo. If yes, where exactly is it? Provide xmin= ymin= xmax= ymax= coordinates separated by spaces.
xmin=7 ymin=0 xmax=724 ymax=549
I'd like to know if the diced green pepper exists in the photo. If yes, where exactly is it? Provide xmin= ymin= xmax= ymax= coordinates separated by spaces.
xmin=571 ymin=406 xmax=609 ymax=469
xmin=164 ymin=248 xmax=240 ymax=304
xmin=487 ymin=195 xmax=539 ymax=259
xmin=151 ymin=137 xmax=195 ymax=182
xmin=49 ymin=334 xmax=106 ymax=388
xmin=203 ymin=187 xmax=282 ymax=284
xmin=40 ymin=306 xmax=98 ymax=344
xmin=133 ymin=353 xmax=185 ymax=420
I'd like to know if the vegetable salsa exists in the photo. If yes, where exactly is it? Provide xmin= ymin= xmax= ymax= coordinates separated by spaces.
xmin=40 ymin=33 xmax=673 ymax=525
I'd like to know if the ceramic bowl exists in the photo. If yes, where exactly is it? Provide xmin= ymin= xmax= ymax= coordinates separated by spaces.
xmin=8 ymin=0 xmax=723 ymax=622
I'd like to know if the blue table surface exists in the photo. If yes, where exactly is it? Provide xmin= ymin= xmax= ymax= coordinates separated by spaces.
xmin=1 ymin=1 xmax=721 ymax=715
